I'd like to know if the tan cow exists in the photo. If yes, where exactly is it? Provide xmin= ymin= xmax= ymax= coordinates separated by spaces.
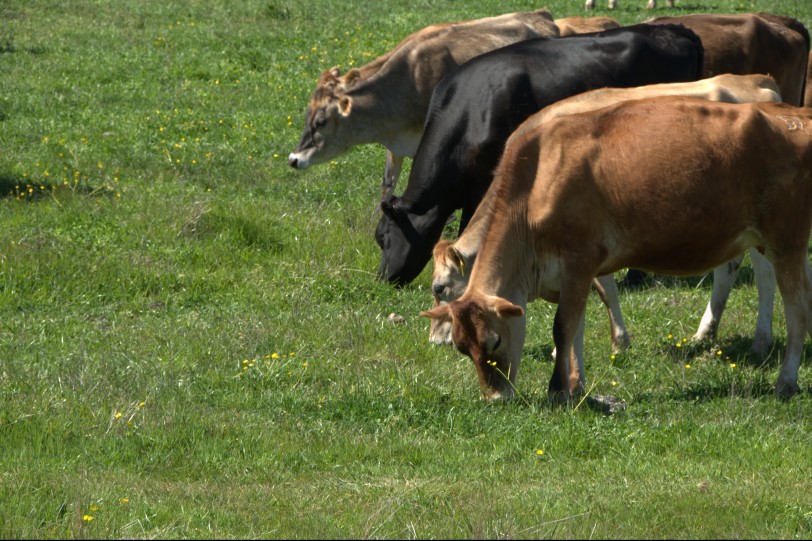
xmin=288 ymin=9 xmax=559 ymax=201
xmin=422 ymin=97 xmax=812 ymax=402
xmin=585 ymin=0 xmax=674 ymax=8
xmin=554 ymin=16 xmax=620 ymax=37
xmin=429 ymin=74 xmax=782 ymax=355
xmin=647 ymin=13 xmax=810 ymax=107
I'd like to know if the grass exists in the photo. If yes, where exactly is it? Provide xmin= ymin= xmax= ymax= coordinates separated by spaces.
xmin=1 ymin=0 xmax=812 ymax=538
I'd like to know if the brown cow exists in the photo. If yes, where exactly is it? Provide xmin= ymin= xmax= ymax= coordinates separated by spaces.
xmin=288 ymin=9 xmax=559 ymax=201
xmin=585 ymin=0 xmax=674 ymax=8
xmin=648 ymin=13 xmax=809 ymax=106
xmin=428 ymin=74 xmax=782 ymax=354
xmin=554 ymin=16 xmax=620 ymax=36
xmin=422 ymin=97 xmax=812 ymax=402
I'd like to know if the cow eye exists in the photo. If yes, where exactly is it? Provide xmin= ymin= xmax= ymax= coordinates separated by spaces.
xmin=314 ymin=117 xmax=327 ymax=129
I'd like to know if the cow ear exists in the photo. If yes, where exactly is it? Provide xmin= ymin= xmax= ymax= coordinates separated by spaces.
xmin=343 ymin=68 xmax=361 ymax=88
xmin=488 ymin=297 xmax=525 ymax=318
xmin=329 ymin=66 xmax=341 ymax=78
xmin=421 ymin=304 xmax=451 ymax=321
xmin=338 ymin=96 xmax=352 ymax=116
xmin=448 ymin=246 xmax=466 ymax=276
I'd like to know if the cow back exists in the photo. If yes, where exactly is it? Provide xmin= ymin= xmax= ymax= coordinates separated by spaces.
xmin=648 ymin=13 xmax=810 ymax=105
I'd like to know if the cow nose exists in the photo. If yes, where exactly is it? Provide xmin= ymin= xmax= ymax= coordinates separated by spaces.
xmin=288 ymin=155 xmax=299 ymax=168
xmin=433 ymin=283 xmax=446 ymax=298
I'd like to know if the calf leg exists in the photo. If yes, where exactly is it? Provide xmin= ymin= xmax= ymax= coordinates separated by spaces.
xmin=693 ymin=254 xmax=745 ymax=343
xmin=593 ymin=274 xmax=631 ymax=353
xmin=550 ymin=275 xmax=592 ymax=402
xmin=772 ymin=253 xmax=811 ymax=397
xmin=749 ymin=249 xmax=776 ymax=357
xmin=380 ymin=151 xmax=405 ymax=202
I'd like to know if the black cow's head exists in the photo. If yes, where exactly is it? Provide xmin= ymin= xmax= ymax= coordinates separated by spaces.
xmin=375 ymin=196 xmax=441 ymax=286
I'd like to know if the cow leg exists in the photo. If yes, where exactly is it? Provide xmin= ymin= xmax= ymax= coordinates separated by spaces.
xmin=693 ymin=254 xmax=744 ymax=343
xmin=647 ymin=0 xmax=656 ymax=8
xmin=592 ymin=274 xmax=631 ymax=353
xmin=380 ymin=151 xmax=405 ymax=202
xmin=771 ymin=253 xmax=811 ymax=397
xmin=608 ymin=0 xmax=617 ymax=9
xmin=749 ymin=248 xmax=776 ymax=357
xmin=584 ymin=0 xmax=595 ymax=9
xmin=550 ymin=275 xmax=592 ymax=402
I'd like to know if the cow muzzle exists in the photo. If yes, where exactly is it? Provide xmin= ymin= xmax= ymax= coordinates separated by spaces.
xmin=287 ymin=152 xmax=310 ymax=169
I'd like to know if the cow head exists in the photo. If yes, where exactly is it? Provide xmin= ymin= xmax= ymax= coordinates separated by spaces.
xmin=428 ymin=240 xmax=473 ymax=344
xmin=422 ymin=294 xmax=526 ymax=400
xmin=288 ymin=67 xmax=360 ymax=169
xmin=375 ymin=196 xmax=444 ymax=286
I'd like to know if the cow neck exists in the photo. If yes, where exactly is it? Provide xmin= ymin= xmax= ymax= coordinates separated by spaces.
xmin=468 ymin=146 xmax=536 ymax=301
xmin=344 ymin=65 xmax=426 ymax=146
xmin=397 ymin=149 xmax=459 ymax=227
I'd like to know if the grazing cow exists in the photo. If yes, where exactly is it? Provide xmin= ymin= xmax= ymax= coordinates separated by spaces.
xmin=428 ymin=74 xmax=783 ymax=358
xmin=611 ymin=12 xmax=811 ymax=290
xmin=422 ymin=97 xmax=812 ymax=402
xmin=585 ymin=0 xmax=674 ymax=8
xmin=554 ymin=16 xmax=620 ymax=36
xmin=375 ymin=23 xmax=704 ymax=285
xmin=648 ymin=13 xmax=809 ymax=107
xmin=287 ymin=9 xmax=560 ymax=201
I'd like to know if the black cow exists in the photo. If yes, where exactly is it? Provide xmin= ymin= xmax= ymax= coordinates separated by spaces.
xmin=375 ymin=23 xmax=704 ymax=285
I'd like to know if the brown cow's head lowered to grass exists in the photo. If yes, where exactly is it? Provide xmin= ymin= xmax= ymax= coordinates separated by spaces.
xmin=425 ymin=97 xmax=812 ymax=403
xmin=423 ymin=295 xmax=527 ymax=401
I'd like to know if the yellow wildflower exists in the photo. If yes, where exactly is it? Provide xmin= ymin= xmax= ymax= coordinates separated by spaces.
xmin=83 ymin=515 xmax=94 ymax=523
xmin=536 ymin=449 xmax=544 ymax=455
xmin=115 ymin=412 xmax=122 ymax=419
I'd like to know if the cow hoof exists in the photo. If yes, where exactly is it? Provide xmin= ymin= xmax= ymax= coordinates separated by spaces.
xmin=749 ymin=333 xmax=772 ymax=359
xmin=774 ymin=381 xmax=801 ymax=399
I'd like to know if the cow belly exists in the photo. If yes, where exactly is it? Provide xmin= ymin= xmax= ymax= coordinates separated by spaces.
xmin=601 ymin=228 xmax=764 ymax=277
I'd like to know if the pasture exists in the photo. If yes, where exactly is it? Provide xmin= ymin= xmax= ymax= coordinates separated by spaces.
xmin=1 ymin=0 xmax=811 ymax=538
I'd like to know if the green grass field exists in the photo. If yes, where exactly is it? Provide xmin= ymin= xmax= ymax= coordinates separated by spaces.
xmin=1 ymin=0 xmax=811 ymax=538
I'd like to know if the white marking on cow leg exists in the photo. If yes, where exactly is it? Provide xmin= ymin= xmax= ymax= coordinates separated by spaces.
xmin=693 ymin=255 xmax=743 ymax=343
xmin=772 ymin=255 xmax=808 ymax=397
xmin=381 ymin=151 xmax=405 ymax=202
xmin=593 ymin=274 xmax=631 ymax=353
xmin=647 ymin=0 xmax=656 ymax=8
xmin=608 ymin=0 xmax=617 ymax=9
xmin=584 ymin=0 xmax=595 ymax=10
xmin=749 ymin=248 xmax=776 ymax=357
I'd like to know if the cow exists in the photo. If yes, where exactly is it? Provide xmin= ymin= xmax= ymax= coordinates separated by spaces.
xmin=422 ymin=97 xmax=812 ymax=403
xmin=615 ymin=13 xmax=810 ymax=290
xmin=375 ymin=23 xmax=704 ymax=285
xmin=428 ymin=74 xmax=783 ymax=360
xmin=554 ymin=16 xmax=620 ymax=36
xmin=648 ymin=13 xmax=809 ymax=107
xmin=586 ymin=0 xmax=674 ymax=8
xmin=287 ymin=9 xmax=560 ymax=201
